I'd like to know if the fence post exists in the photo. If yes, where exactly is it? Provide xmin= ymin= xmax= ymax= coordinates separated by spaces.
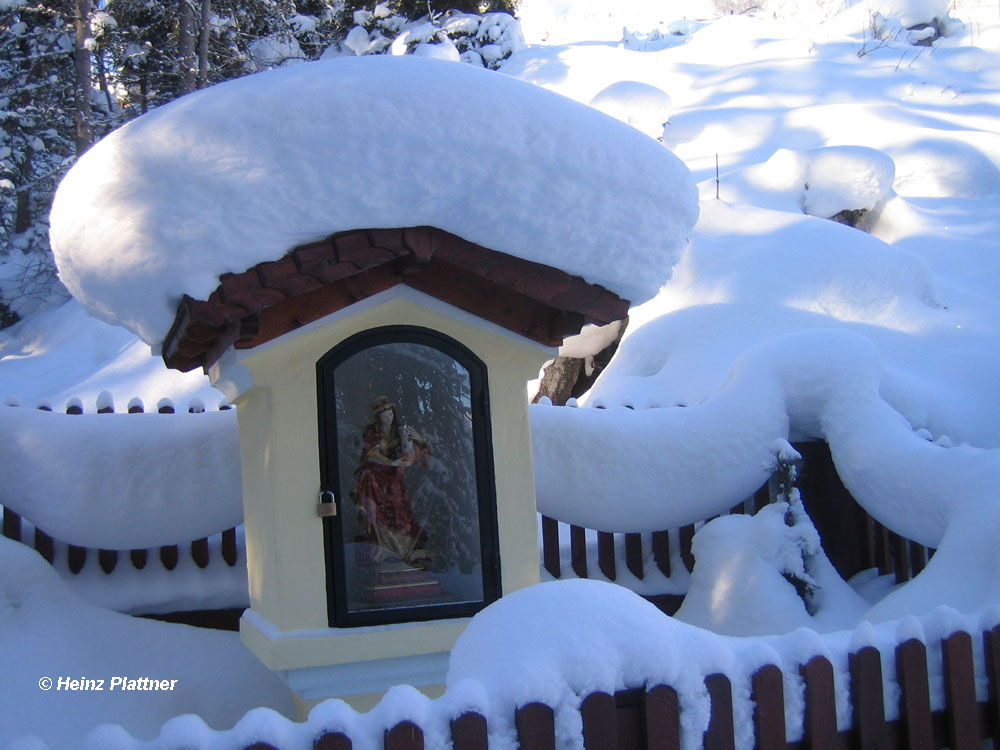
xmin=652 ymin=530 xmax=671 ymax=578
xmin=679 ymin=525 xmax=695 ymax=572
xmin=450 ymin=712 xmax=488 ymax=750
xmin=98 ymin=549 xmax=118 ymax=574
xmin=891 ymin=532 xmax=910 ymax=583
xmin=597 ymin=531 xmax=616 ymax=580
xmin=895 ymin=638 xmax=934 ymax=750
xmin=704 ymin=674 xmax=735 ymax=750
xmin=515 ymin=702 xmax=555 ymax=750
xmin=942 ymin=631 xmax=981 ymax=750
xmin=67 ymin=545 xmax=87 ymax=574
xmin=984 ymin=626 xmax=1000 ymax=750
xmin=130 ymin=548 xmax=148 ymax=569
xmin=751 ymin=664 xmax=786 ymax=750
xmin=160 ymin=544 xmax=179 ymax=570
xmin=191 ymin=537 xmax=210 ymax=568
xmin=222 ymin=527 xmax=239 ymax=566
xmin=34 ymin=529 xmax=54 ymax=563
xmin=2 ymin=507 xmax=21 ymax=541
xmin=313 ymin=731 xmax=352 ymax=750
xmin=571 ymin=525 xmax=587 ymax=578
xmin=849 ymin=646 xmax=887 ymax=749
xmin=541 ymin=516 xmax=560 ymax=578
xmin=800 ymin=656 xmax=838 ymax=750
xmin=644 ymin=685 xmax=680 ymax=750
xmin=625 ymin=533 xmax=643 ymax=579
xmin=581 ymin=691 xmax=618 ymax=750
xmin=385 ymin=721 xmax=423 ymax=750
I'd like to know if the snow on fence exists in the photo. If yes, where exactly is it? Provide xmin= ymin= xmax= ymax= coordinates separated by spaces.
xmin=539 ymin=441 xmax=936 ymax=613
xmin=0 ymin=394 xmax=241 ymax=575
xmin=81 ymin=623 xmax=1000 ymax=750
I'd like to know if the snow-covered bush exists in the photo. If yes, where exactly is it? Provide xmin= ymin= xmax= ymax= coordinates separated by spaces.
xmin=336 ymin=6 xmax=525 ymax=69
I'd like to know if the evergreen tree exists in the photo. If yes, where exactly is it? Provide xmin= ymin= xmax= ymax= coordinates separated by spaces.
xmin=0 ymin=1 xmax=95 ymax=320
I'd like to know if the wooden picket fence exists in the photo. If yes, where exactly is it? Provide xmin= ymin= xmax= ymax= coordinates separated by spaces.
xmin=166 ymin=626 xmax=1000 ymax=750
xmin=540 ymin=441 xmax=936 ymax=614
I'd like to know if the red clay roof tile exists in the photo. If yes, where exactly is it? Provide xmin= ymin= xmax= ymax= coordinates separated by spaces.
xmin=162 ymin=226 xmax=629 ymax=372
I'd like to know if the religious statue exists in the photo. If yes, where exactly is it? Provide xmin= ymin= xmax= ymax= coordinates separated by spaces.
xmin=350 ymin=396 xmax=431 ymax=567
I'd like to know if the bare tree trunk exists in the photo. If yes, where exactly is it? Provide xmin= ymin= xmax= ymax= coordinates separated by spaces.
xmin=73 ymin=0 xmax=93 ymax=155
xmin=177 ymin=0 xmax=196 ymax=95
xmin=197 ymin=0 xmax=211 ymax=89
xmin=532 ymin=357 xmax=583 ymax=405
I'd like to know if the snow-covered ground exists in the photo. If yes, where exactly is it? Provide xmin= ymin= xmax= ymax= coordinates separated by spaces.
xmin=3 ymin=0 xmax=1000 ymax=746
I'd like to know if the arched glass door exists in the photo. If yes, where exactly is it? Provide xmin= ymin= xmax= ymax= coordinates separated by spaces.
xmin=317 ymin=326 xmax=500 ymax=627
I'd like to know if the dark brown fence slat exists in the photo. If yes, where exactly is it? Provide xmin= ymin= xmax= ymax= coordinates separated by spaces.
xmin=910 ymin=542 xmax=927 ymax=577
xmin=222 ymin=527 xmax=238 ymax=566
xmin=67 ymin=544 xmax=86 ymax=574
xmin=34 ymin=528 xmax=54 ymax=563
xmin=752 ymin=664 xmax=786 ymax=750
xmin=516 ymin=702 xmax=555 ymax=750
xmin=800 ymin=656 xmax=838 ymax=750
xmin=891 ymin=532 xmax=910 ymax=583
xmin=385 ymin=720 xmax=423 ymax=750
xmin=2 ymin=506 xmax=21 ymax=541
xmin=753 ymin=483 xmax=770 ymax=513
xmin=98 ymin=548 xmax=118 ymax=574
xmin=65 ymin=402 xmax=83 ymax=415
xmin=985 ymin=627 xmax=1000 ymax=750
xmin=875 ymin=522 xmax=892 ymax=576
xmin=652 ymin=531 xmax=671 ymax=578
xmin=704 ymin=674 xmax=735 ymax=750
xmin=849 ymin=646 xmax=887 ymax=750
xmin=571 ymin=525 xmax=587 ymax=578
xmin=680 ymin=525 xmax=696 ymax=572
xmin=313 ymin=731 xmax=352 ymax=750
xmin=160 ymin=544 xmax=179 ymax=571
xmin=581 ymin=691 xmax=618 ymax=750
xmin=241 ymin=743 xmax=279 ymax=750
xmin=625 ymin=533 xmax=643 ymax=580
xmin=943 ymin=631 xmax=981 ymax=750
xmin=598 ymin=531 xmax=616 ymax=580
xmin=644 ymin=685 xmax=681 ymax=750
xmin=191 ymin=537 xmax=210 ymax=569
xmin=862 ymin=512 xmax=877 ymax=571
xmin=541 ymin=515 xmax=560 ymax=578
xmin=130 ymin=548 xmax=148 ymax=569
xmin=896 ymin=638 xmax=933 ymax=750
xmin=450 ymin=712 xmax=487 ymax=750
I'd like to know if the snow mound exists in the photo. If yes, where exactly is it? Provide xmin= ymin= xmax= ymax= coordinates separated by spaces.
xmin=447 ymin=579 xmax=717 ymax=747
xmin=890 ymin=137 xmax=1000 ymax=198
xmin=0 ymin=537 xmax=292 ymax=747
xmin=705 ymin=147 xmax=896 ymax=219
xmin=588 ymin=81 xmax=672 ymax=139
xmin=675 ymin=501 xmax=870 ymax=636
xmin=49 ymin=56 xmax=698 ymax=349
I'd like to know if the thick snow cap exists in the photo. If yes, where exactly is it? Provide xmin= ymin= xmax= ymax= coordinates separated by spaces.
xmin=49 ymin=56 xmax=698 ymax=349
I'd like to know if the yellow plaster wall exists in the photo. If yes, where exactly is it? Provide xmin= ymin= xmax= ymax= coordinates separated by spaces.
xmin=232 ymin=290 xmax=549 ymax=669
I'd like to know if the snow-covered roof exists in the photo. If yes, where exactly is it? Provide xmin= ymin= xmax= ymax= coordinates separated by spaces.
xmin=49 ymin=56 xmax=698 ymax=350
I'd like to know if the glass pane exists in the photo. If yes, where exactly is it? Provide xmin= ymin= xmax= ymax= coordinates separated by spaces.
xmin=333 ymin=342 xmax=484 ymax=614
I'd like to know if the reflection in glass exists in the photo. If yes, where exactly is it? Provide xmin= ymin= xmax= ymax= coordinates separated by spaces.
xmin=334 ymin=342 xmax=484 ymax=614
